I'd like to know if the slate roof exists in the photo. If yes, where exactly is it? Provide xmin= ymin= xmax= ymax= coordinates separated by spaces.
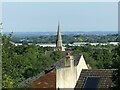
xmin=45 ymin=51 xmax=81 ymax=69
xmin=75 ymin=69 xmax=115 ymax=89
xmin=55 ymin=53 xmax=80 ymax=69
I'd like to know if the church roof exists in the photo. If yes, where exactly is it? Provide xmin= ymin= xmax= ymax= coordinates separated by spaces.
xmin=75 ymin=69 xmax=115 ymax=89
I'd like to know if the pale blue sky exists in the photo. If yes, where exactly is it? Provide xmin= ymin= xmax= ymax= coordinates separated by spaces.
xmin=3 ymin=2 xmax=118 ymax=32
xmin=0 ymin=2 xmax=2 ymax=23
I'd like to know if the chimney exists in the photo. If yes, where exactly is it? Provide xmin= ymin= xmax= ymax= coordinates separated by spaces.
xmin=87 ymin=64 xmax=91 ymax=69
xmin=65 ymin=52 xmax=74 ymax=67
xmin=65 ymin=52 xmax=70 ymax=67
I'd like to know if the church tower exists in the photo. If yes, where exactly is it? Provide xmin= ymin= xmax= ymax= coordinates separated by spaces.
xmin=56 ymin=22 xmax=63 ymax=51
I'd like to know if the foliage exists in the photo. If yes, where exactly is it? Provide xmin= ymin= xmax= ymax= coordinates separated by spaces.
xmin=112 ymin=43 xmax=120 ymax=89
xmin=12 ymin=34 xmax=119 ymax=44
xmin=2 ymin=34 xmax=61 ymax=88
xmin=72 ymin=44 xmax=114 ymax=69
xmin=50 ymin=51 xmax=62 ymax=62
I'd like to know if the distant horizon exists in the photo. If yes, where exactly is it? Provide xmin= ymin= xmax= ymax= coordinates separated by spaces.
xmin=2 ymin=31 xmax=118 ymax=37
xmin=2 ymin=31 xmax=118 ymax=33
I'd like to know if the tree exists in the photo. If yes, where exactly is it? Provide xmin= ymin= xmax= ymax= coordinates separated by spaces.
xmin=50 ymin=51 xmax=62 ymax=62
xmin=112 ymin=43 xmax=120 ymax=89
xmin=2 ymin=34 xmax=54 ymax=88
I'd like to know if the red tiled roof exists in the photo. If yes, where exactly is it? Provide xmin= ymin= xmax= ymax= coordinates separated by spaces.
xmin=32 ymin=71 xmax=56 ymax=89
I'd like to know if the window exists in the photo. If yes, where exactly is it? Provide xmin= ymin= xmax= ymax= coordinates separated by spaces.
xmin=83 ymin=77 xmax=100 ymax=90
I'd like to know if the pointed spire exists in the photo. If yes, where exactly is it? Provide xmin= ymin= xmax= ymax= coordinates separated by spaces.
xmin=57 ymin=22 xmax=62 ymax=41
xmin=56 ymin=22 xmax=62 ymax=49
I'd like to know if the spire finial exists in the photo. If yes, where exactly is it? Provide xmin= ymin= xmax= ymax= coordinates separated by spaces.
xmin=58 ymin=21 xmax=60 ymax=31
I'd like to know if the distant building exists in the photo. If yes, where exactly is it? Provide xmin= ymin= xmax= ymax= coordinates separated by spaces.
xmin=69 ymin=42 xmax=119 ymax=46
xmin=109 ymin=42 xmax=119 ymax=46
xmin=55 ymin=22 xmax=65 ymax=51
xmin=56 ymin=22 xmax=62 ymax=49
xmin=36 ymin=43 xmax=56 ymax=47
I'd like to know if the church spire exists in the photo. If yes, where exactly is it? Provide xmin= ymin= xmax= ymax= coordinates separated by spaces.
xmin=57 ymin=22 xmax=62 ymax=41
xmin=56 ymin=22 xmax=62 ymax=49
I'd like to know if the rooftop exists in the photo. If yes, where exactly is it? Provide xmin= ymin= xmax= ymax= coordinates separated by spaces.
xmin=55 ymin=53 xmax=80 ymax=69
xmin=32 ymin=70 xmax=56 ymax=89
xmin=75 ymin=69 xmax=115 ymax=89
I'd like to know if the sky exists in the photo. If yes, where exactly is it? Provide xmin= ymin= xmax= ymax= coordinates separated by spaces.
xmin=1 ymin=0 xmax=119 ymax=2
xmin=0 ymin=3 xmax=2 ymax=24
xmin=2 ymin=2 xmax=118 ymax=32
